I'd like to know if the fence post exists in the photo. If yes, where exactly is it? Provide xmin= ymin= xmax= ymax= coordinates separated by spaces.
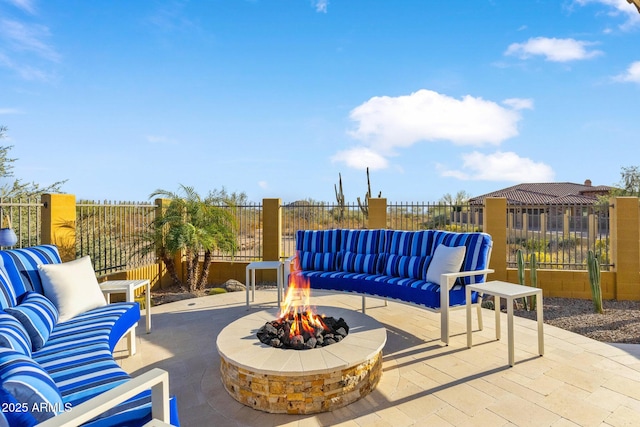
xmin=262 ymin=198 xmax=281 ymax=283
xmin=483 ymin=197 xmax=507 ymax=281
xmin=610 ymin=197 xmax=640 ymax=300
xmin=41 ymin=194 xmax=76 ymax=262
xmin=368 ymin=198 xmax=387 ymax=229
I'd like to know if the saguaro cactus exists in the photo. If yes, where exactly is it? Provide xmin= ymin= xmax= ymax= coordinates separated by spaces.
xmin=516 ymin=248 xmax=528 ymax=310
xmin=334 ymin=173 xmax=345 ymax=221
xmin=529 ymin=252 xmax=538 ymax=310
xmin=587 ymin=250 xmax=604 ymax=314
xmin=356 ymin=167 xmax=381 ymax=220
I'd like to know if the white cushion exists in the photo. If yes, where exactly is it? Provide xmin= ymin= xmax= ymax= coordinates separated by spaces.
xmin=38 ymin=256 xmax=106 ymax=323
xmin=426 ymin=244 xmax=466 ymax=286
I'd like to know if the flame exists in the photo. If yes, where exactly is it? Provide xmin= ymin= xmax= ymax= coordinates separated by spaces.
xmin=278 ymin=258 xmax=327 ymax=338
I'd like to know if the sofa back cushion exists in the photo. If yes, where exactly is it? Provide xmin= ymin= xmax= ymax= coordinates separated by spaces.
xmin=4 ymin=292 xmax=59 ymax=352
xmin=298 ymin=251 xmax=339 ymax=271
xmin=339 ymin=229 xmax=385 ymax=274
xmin=0 ymin=313 xmax=32 ymax=357
xmin=384 ymin=254 xmax=432 ymax=279
xmin=296 ymin=229 xmax=341 ymax=253
xmin=0 ymin=268 xmax=17 ymax=310
xmin=430 ymin=231 xmax=492 ymax=284
xmin=384 ymin=230 xmax=433 ymax=256
xmin=0 ymin=347 xmax=64 ymax=423
xmin=0 ymin=245 xmax=62 ymax=301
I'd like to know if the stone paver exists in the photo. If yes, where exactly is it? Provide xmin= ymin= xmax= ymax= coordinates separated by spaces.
xmin=117 ymin=289 xmax=640 ymax=426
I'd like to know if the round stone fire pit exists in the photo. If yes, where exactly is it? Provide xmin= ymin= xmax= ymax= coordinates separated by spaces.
xmin=216 ymin=306 xmax=386 ymax=414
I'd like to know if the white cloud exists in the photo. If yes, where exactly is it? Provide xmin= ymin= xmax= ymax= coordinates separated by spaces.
xmin=313 ymin=0 xmax=328 ymax=13
xmin=502 ymin=98 xmax=534 ymax=110
xmin=0 ymin=108 xmax=23 ymax=115
xmin=145 ymin=135 xmax=177 ymax=145
xmin=5 ymin=0 xmax=36 ymax=14
xmin=331 ymin=147 xmax=389 ymax=170
xmin=332 ymin=89 xmax=530 ymax=171
xmin=614 ymin=60 xmax=640 ymax=83
xmin=574 ymin=0 xmax=640 ymax=30
xmin=0 ymin=19 xmax=60 ymax=62
xmin=439 ymin=151 xmax=555 ymax=182
xmin=349 ymin=89 xmax=525 ymax=148
xmin=258 ymin=180 xmax=268 ymax=189
xmin=505 ymin=37 xmax=602 ymax=62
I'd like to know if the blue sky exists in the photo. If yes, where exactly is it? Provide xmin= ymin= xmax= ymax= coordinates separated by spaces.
xmin=1 ymin=0 xmax=639 ymax=204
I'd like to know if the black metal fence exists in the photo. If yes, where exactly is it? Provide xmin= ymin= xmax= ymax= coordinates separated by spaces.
xmin=0 ymin=198 xmax=614 ymax=272
xmin=76 ymin=201 xmax=156 ymax=275
xmin=0 ymin=198 xmax=42 ymax=248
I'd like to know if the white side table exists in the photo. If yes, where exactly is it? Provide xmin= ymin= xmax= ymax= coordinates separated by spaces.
xmin=100 ymin=279 xmax=151 ymax=356
xmin=466 ymin=280 xmax=544 ymax=367
xmin=245 ymin=261 xmax=283 ymax=309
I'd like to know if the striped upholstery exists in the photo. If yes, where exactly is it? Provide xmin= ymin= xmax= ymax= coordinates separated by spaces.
xmin=339 ymin=229 xmax=385 ymax=274
xmin=0 ymin=268 xmax=17 ymax=310
xmin=292 ymin=228 xmax=492 ymax=310
xmin=5 ymin=292 xmax=59 ymax=352
xmin=0 ymin=245 xmax=180 ymax=426
xmin=0 ymin=385 xmax=38 ymax=426
xmin=0 ymin=313 xmax=32 ymax=357
xmin=0 ymin=347 xmax=64 ymax=423
xmin=431 ymin=231 xmax=493 ymax=285
xmin=0 ymin=245 xmax=61 ymax=299
xmin=296 ymin=229 xmax=341 ymax=252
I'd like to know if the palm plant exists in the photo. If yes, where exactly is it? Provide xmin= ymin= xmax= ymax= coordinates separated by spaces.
xmin=140 ymin=185 xmax=237 ymax=292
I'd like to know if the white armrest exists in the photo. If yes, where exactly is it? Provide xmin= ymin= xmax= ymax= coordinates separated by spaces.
xmin=39 ymin=368 xmax=171 ymax=427
xmin=441 ymin=269 xmax=494 ymax=291
xmin=283 ymin=254 xmax=297 ymax=282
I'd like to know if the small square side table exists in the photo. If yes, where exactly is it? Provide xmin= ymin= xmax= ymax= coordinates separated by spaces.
xmin=466 ymin=280 xmax=543 ymax=366
xmin=100 ymin=279 xmax=151 ymax=356
xmin=245 ymin=261 xmax=283 ymax=309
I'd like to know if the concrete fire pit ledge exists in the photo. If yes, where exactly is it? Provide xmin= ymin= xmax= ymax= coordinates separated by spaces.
xmin=216 ymin=306 xmax=387 ymax=414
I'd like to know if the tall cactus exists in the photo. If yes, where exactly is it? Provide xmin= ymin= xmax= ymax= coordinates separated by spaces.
xmin=334 ymin=173 xmax=345 ymax=221
xmin=529 ymin=252 xmax=538 ymax=310
xmin=587 ymin=250 xmax=603 ymax=314
xmin=516 ymin=249 xmax=528 ymax=310
xmin=357 ymin=167 xmax=373 ymax=219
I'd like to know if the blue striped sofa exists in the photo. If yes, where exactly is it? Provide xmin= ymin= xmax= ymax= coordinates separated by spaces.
xmin=0 ymin=245 xmax=180 ymax=426
xmin=287 ymin=229 xmax=493 ymax=345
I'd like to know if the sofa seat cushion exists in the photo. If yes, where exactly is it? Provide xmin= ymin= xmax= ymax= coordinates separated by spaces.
xmin=293 ymin=271 xmax=479 ymax=309
xmin=44 ymin=302 xmax=140 ymax=355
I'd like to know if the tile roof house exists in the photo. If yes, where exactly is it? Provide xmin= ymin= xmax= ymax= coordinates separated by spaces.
xmin=469 ymin=180 xmax=613 ymax=205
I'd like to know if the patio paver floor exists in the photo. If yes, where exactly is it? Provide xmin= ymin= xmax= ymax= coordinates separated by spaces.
xmin=116 ymin=289 xmax=640 ymax=427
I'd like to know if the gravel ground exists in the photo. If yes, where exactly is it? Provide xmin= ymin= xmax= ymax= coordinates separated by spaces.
xmin=511 ymin=297 xmax=640 ymax=344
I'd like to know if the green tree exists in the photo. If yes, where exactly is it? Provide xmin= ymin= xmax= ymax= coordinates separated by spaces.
xmin=0 ymin=126 xmax=66 ymax=197
xmin=610 ymin=166 xmax=640 ymax=197
xmin=139 ymin=185 xmax=237 ymax=292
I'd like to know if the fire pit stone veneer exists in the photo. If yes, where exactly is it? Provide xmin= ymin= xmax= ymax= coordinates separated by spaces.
xmin=216 ymin=307 xmax=386 ymax=414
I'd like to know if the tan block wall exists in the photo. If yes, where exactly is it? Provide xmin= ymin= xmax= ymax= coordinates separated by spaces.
xmin=484 ymin=197 xmax=508 ymax=282
xmin=41 ymin=194 xmax=76 ymax=262
xmin=505 ymin=269 xmax=616 ymax=300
